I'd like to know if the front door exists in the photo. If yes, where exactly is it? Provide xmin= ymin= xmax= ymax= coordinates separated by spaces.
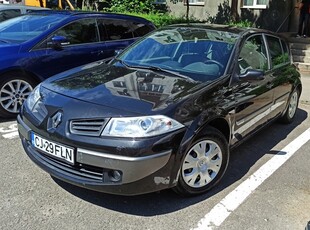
xmin=231 ymin=34 xmax=274 ymax=144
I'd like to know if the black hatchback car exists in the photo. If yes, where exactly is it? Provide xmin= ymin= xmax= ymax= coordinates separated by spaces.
xmin=18 ymin=24 xmax=302 ymax=196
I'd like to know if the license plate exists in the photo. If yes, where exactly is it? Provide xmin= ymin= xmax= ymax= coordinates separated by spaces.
xmin=31 ymin=132 xmax=74 ymax=164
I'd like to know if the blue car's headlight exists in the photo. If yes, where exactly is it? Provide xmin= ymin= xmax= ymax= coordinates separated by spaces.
xmin=101 ymin=115 xmax=184 ymax=137
xmin=26 ymin=84 xmax=41 ymax=111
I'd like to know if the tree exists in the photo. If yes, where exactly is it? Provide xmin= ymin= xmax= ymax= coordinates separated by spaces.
xmin=185 ymin=0 xmax=189 ymax=22
xmin=231 ymin=0 xmax=239 ymax=22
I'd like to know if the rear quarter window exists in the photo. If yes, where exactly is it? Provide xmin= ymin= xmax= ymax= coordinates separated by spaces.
xmin=0 ymin=9 xmax=21 ymax=22
xmin=129 ymin=21 xmax=154 ymax=37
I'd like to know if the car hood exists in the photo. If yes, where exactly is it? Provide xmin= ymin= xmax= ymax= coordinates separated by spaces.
xmin=42 ymin=61 xmax=209 ymax=115
xmin=0 ymin=43 xmax=21 ymax=54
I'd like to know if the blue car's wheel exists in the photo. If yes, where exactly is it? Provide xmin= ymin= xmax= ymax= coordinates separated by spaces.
xmin=0 ymin=73 xmax=37 ymax=118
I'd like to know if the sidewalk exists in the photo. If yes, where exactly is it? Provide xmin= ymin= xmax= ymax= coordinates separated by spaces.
xmin=300 ymin=72 xmax=310 ymax=104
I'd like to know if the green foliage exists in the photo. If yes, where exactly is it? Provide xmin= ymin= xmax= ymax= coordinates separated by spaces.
xmin=102 ymin=0 xmax=201 ymax=27
xmin=129 ymin=13 xmax=200 ymax=28
xmin=124 ymin=12 xmax=201 ymax=28
xmin=104 ymin=0 xmax=155 ymax=14
xmin=228 ymin=19 xmax=253 ymax=28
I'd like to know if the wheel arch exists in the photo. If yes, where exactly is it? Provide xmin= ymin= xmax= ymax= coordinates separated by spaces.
xmin=195 ymin=117 xmax=231 ymax=143
xmin=0 ymin=69 xmax=41 ymax=86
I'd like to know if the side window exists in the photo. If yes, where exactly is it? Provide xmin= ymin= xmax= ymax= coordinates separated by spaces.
xmin=98 ymin=19 xmax=133 ymax=41
xmin=52 ymin=19 xmax=98 ymax=45
xmin=280 ymin=39 xmax=290 ymax=63
xmin=266 ymin=35 xmax=287 ymax=67
xmin=0 ymin=9 xmax=21 ymax=22
xmin=238 ymin=35 xmax=268 ymax=74
xmin=129 ymin=21 xmax=154 ymax=37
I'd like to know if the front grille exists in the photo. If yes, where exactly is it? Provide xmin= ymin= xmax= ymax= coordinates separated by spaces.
xmin=69 ymin=119 xmax=108 ymax=136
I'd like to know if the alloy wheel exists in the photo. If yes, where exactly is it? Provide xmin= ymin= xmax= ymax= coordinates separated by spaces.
xmin=0 ymin=79 xmax=33 ymax=114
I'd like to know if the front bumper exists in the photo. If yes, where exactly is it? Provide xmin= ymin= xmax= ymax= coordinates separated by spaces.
xmin=18 ymin=115 xmax=183 ymax=195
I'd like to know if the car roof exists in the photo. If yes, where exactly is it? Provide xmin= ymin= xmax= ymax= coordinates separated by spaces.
xmin=28 ymin=10 xmax=153 ymax=23
xmin=0 ymin=4 xmax=50 ymax=11
xmin=165 ymin=23 xmax=280 ymax=38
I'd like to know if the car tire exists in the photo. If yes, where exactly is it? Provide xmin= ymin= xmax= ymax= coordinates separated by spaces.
xmin=0 ymin=72 xmax=37 ymax=118
xmin=174 ymin=127 xmax=229 ymax=196
xmin=279 ymin=88 xmax=300 ymax=124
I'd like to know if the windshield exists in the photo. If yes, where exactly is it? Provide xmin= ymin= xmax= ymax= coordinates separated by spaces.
xmin=117 ymin=27 xmax=238 ymax=82
xmin=0 ymin=14 xmax=65 ymax=43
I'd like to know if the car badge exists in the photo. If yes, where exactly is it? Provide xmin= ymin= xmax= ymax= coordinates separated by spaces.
xmin=51 ymin=112 xmax=62 ymax=129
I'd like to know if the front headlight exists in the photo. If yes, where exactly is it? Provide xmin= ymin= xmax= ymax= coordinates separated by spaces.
xmin=101 ymin=115 xmax=184 ymax=137
xmin=26 ymin=84 xmax=41 ymax=111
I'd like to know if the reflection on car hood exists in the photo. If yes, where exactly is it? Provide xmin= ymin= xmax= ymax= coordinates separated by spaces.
xmin=43 ymin=61 xmax=207 ymax=114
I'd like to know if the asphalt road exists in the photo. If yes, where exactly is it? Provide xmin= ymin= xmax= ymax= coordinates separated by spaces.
xmin=0 ymin=103 xmax=309 ymax=230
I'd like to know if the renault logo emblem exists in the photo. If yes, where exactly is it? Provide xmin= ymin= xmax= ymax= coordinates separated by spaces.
xmin=51 ymin=112 xmax=62 ymax=129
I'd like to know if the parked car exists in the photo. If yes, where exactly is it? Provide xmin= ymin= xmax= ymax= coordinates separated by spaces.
xmin=0 ymin=4 xmax=50 ymax=22
xmin=18 ymin=24 xmax=302 ymax=196
xmin=0 ymin=10 xmax=155 ymax=117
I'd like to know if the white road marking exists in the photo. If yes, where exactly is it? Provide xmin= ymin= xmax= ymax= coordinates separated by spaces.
xmin=192 ymin=127 xmax=310 ymax=230
xmin=0 ymin=124 xmax=17 ymax=133
xmin=2 ymin=131 xmax=19 ymax=139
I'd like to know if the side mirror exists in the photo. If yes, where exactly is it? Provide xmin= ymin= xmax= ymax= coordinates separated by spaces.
xmin=239 ymin=69 xmax=265 ymax=81
xmin=50 ymin=35 xmax=70 ymax=50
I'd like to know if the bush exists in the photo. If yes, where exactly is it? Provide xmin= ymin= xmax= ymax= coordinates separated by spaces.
xmin=104 ymin=0 xmax=155 ymax=13
xmin=124 ymin=12 xmax=201 ymax=28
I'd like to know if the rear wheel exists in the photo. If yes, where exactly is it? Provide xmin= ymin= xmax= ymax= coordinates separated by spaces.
xmin=174 ymin=127 xmax=229 ymax=196
xmin=279 ymin=88 xmax=300 ymax=124
xmin=0 ymin=73 xmax=37 ymax=118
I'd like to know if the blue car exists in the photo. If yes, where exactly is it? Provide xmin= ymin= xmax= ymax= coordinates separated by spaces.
xmin=0 ymin=10 xmax=155 ymax=117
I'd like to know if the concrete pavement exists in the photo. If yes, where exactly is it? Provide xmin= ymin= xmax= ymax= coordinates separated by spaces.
xmin=300 ymin=72 xmax=310 ymax=104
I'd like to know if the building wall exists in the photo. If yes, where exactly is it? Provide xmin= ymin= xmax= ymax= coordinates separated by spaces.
xmin=166 ymin=0 xmax=227 ymax=22
xmin=166 ymin=0 xmax=296 ymax=33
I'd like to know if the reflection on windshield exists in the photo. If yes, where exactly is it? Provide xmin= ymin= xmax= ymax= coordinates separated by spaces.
xmin=117 ymin=27 xmax=238 ymax=82
xmin=0 ymin=14 xmax=64 ymax=43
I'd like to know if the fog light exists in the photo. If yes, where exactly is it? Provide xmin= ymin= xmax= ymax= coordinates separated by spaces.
xmin=109 ymin=170 xmax=122 ymax=182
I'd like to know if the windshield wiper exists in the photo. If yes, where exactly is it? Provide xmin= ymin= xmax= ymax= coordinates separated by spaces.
xmin=115 ymin=58 xmax=193 ymax=81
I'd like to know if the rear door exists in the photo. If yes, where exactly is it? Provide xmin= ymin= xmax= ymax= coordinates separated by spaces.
xmin=264 ymin=35 xmax=293 ymax=120
xmin=97 ymin=18 xmax=137 ymax=59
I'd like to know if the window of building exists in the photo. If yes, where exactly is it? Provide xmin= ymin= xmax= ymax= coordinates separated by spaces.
xmin=184 ymin=0 xmax=205 ymax=6
xmin=154 ymin=0 xmax=166 ymax=4
xmin=242 ymin=0 xmax=267 ymax=9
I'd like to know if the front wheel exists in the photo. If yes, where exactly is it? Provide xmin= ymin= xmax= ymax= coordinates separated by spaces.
xmin=0 ymin=73 xmax=37 ymax=118
xmin=174 ymin=127 xmax=229 ymax=196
